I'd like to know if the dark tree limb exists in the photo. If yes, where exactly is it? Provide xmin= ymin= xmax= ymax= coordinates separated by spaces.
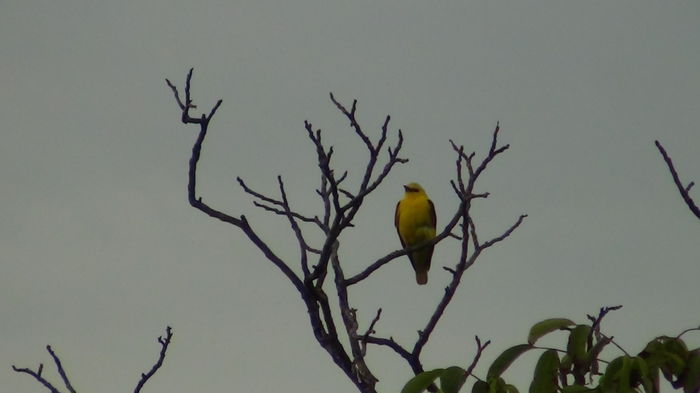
xmin=134 ymin=326 xmax=174 ymax=393
xmin=655 ymin=140 xmax=700 ymax=220
xmin=167 ymin=70 xmax=375 ymax=392
xmin=166 ymin=69 xmax=306 ymax=295
xmin=331 ymin=242 xmax=378 ymax=388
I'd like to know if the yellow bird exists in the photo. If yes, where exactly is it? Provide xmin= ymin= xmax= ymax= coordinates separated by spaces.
xmin=395 ymin=183 xmax=436 ymax=285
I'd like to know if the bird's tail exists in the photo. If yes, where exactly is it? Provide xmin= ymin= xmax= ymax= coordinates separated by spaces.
xmin=415 ymin=270 xmax=428 ymax=285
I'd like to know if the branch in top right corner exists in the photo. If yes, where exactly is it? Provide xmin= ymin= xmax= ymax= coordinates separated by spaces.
xmin=655 ymin=140 xmax=700 ymax=220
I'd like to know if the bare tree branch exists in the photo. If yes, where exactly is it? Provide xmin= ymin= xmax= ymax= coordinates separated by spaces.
xmin=46 ymin=345 xmax=77 ymax=393
xmin=480 ymin=214 xmax=528 ymax=249
xmin=12 ymin=345 xmax=77 ymax=393
xmin=167 ymin=70 xmax=377 ymax=392
xmin=307 ymin=95 xmax=408 ymax=285
xmin=465 ymin=336 xmax=491 ymax=379
xmin=363 ymin=335 xmax=414 ymax=368
xmin=166 ymin=71 xmax=524 ymax=392
xmin=360 ymin=309 xmax=383 ymax=357
xmin=12 ymin=361 xmax=62 ymax=393
xmin=134 ymin=326 xmax=173 ymax=393
xmin=655 ymin=140 xmax=700 ymax=220
xmin=166 ymin=69 xmax=307 ymax=295
xmin=586 ymin=305 xmax=623 ymax=341
xmin=331 ymin=241 xmax=378 ymax=388
xmin=13 ymin=328 xmax=175 ymax=393
xmin=675 ymin=325 xmax=700 ymax=339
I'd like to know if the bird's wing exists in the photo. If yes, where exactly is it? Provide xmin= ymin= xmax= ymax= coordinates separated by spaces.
xmin=394 ymin=201 xmax=406 ymax=248
xmin=429 ymin=199 xmax=437 ymax=229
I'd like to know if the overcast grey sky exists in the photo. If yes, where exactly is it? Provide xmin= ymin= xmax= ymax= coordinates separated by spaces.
xmin=2 ymin=1 xmax=699 ymax=392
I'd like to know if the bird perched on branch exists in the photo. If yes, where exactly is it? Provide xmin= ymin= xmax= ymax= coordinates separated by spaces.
xmin=395 ymin=183 xmax=436 ymax=285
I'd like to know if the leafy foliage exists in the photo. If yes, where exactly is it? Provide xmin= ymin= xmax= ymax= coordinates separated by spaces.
xmin=402 ymin=311 xmax=700 ymax=393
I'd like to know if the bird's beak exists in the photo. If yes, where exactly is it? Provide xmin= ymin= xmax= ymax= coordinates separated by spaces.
xmin=403 ymin=185 xmax=410 ymax=191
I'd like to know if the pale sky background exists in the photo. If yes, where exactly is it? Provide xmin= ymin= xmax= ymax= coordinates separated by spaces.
xmin=2 ymin=1 xmax=699 ymax=392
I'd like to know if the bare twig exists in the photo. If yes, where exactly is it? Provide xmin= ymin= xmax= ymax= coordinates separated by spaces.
xmin=676 ymin=326 xmax=700 ymax=339
xmin=481 ymin=214 xmax=528 ymax=249
xmin=12 ymin=345 xmax=77 ymax=393
xmin=166 ymin=69 xmax=306 ymax=295
xmin=465 ymin=336 xmax=491 ymax=378
xmin=134 ymin=326 xmax=174 ymax=393
xmin=13 ymin=328 xmax=176 ymax=393
xmin=655 ymin=140 xmax=700 ymax=220
xmin=586 ymin=305 xmax=623 ymax=341
xmin=278 ymin=175 xmax=311 ymax=277
xmin=600 ymin=333 xmax=628 ymax=357
xmin=331 ymin=242 xmax=378 ymax=388
xmin=363 ymin=310 xmax=383 ymax=344
xmin=12 ymin=361 xmax=62 ymax=393
xmin=363 ymin=336 xmax=414 ymax=368
xmin=46 ymin=346 xmax=77 ymax=393
xmin=330 ymin=93 xmax=373 ymax=153
xmin=238 ymin=177 xmax=325 ymax=230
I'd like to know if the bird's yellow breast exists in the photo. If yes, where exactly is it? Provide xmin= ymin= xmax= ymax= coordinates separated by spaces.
xmin=397 ymin=196 xmax=434 ymax=245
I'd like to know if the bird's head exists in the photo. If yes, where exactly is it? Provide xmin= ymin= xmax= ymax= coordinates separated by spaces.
xmin=403 ymin=182 xmax=427 ymax=196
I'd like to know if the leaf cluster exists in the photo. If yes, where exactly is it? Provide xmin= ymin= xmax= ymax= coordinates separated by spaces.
xmin=402 ymin=315 xmax=700 ymax=393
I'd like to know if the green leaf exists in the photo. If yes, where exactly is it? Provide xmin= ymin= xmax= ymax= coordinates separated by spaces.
xmin=527 ymin=318 xmax=575 ymax=345
xmin=599 ymin=356 xmax=634 ymax=393
xmin=682 ymin=349 xmax=700 ymax=393
xmin=487 ymin=344 xmax=532 ymax=381
xmin=561 ymin=385 xmax=595 ymax=393
xmin=560 ymin=354 xmax=573 ymax=371
xmin=472 ymin=381 xmax=490 ymax=393
xmin=585 ymin=335 xmax=611 ymax=366
xmin=665 ymin=337 xmax=689 ymax=358
xmin=664 ymin=337 xmax=689 ymax=376
xmin=631 ymin=356 xmax=654 ymax=393
xmin=440 ymin=366 xmax=467 ymax=393
xmin=402 ymin=369 xmax=444 ymax=393
xmin=643 ymin=337 xmax=688 ymax=381
xmin=489 ymin=378 xmax=509 ymax=393
xmin=566 ymin=325 xmax=591 ymax=366
xmin=505 ymin=384 xmax=520 ymax=393
xmin=529 ymin=350 xmax=560 ymax=393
